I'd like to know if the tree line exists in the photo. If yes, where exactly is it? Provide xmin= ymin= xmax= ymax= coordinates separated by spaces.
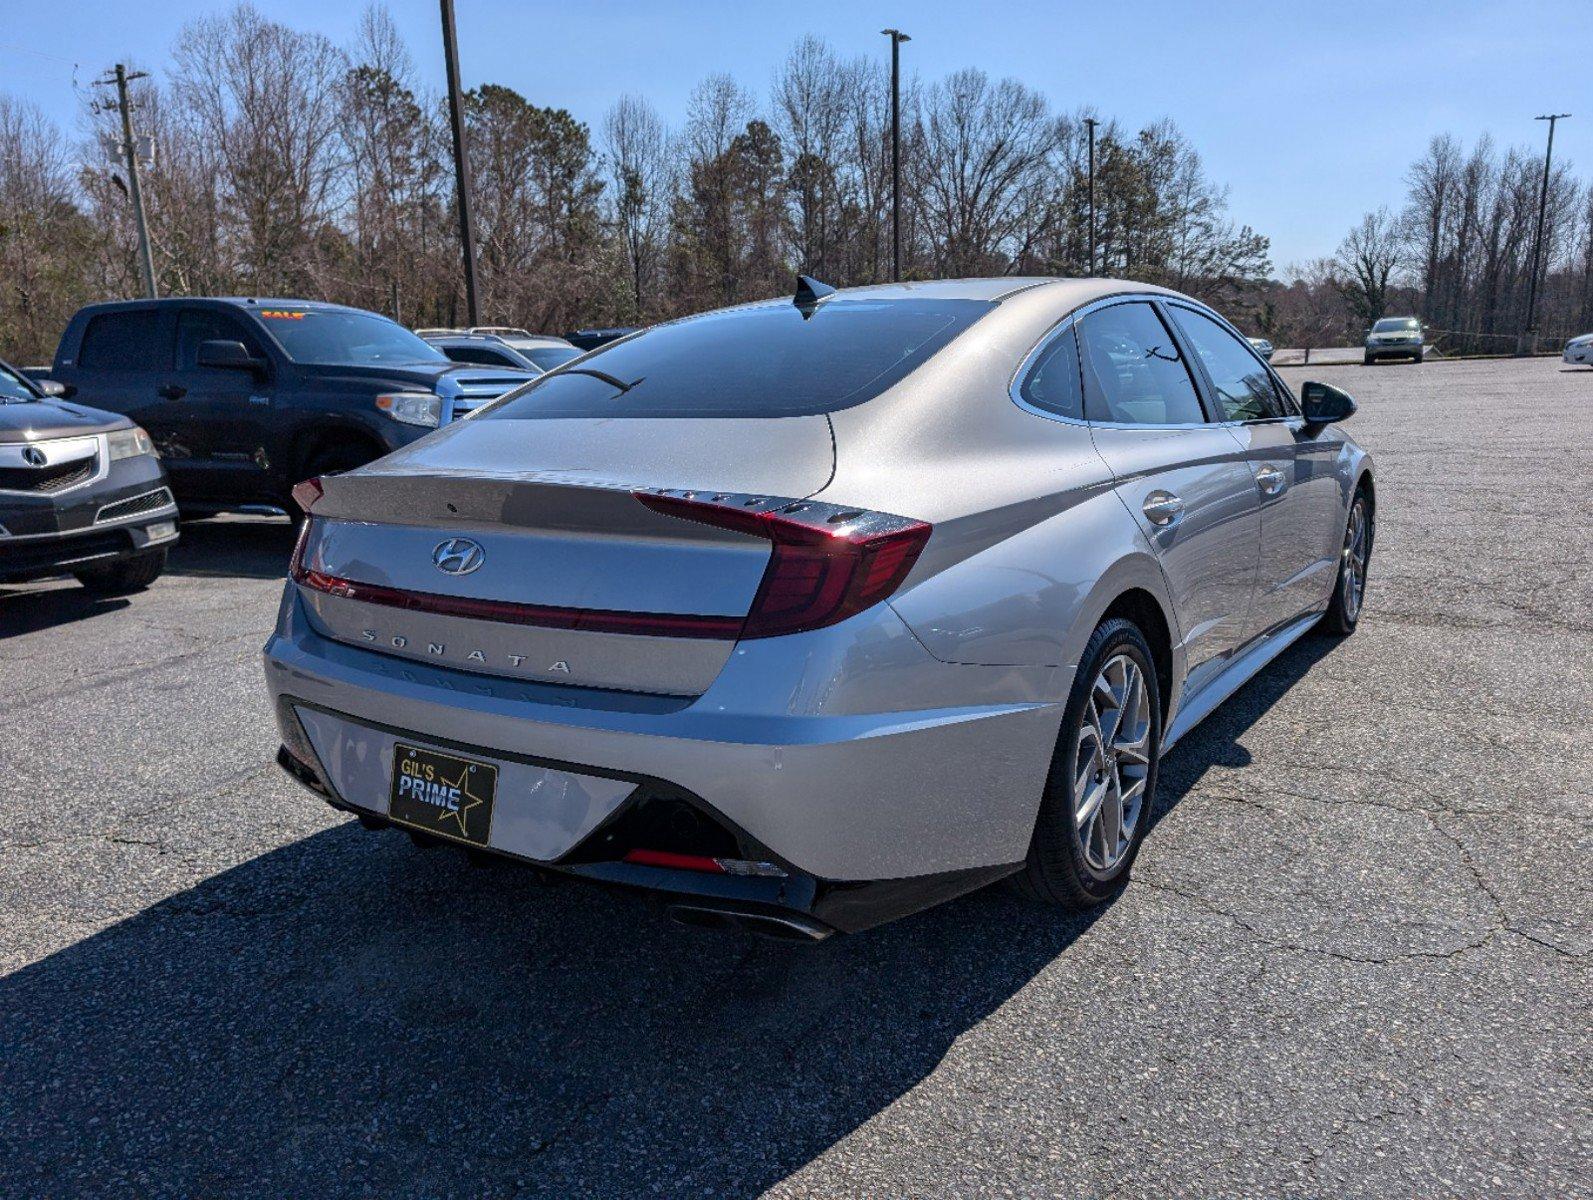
xmin=0 ymin=3 xmax=1271 ymax=363
xmin=3 ymin=3 xmax=1585 ymax=366
xmin=1270 ymin=134 xmax=1593 ymax=353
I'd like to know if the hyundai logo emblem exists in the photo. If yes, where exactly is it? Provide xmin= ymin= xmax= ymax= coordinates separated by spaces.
xmin=22 ymin=446 xmax=47 ymax=467
xmin=432 ymin=537 xmax=485 ymax=576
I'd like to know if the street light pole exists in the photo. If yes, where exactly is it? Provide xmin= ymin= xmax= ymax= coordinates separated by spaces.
xmin=1083 ymin=117 xmax=1099 ymax=276
xmin=97 ymin=64 xmax=157 ymax=299
xmin=440 ymin=0 xmax=481 ymax=326
xmin=881 ymin=29 xmax=910 ymax=282
xmin=1522 ymin=112 xmax=1570 ymax=355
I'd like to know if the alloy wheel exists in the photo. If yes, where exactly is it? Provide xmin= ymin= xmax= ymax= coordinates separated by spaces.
xmin=1341 ymin=498 xmax=1370 ymax=623
xmin=1073 ymin=652 xmax=1152 ymax=872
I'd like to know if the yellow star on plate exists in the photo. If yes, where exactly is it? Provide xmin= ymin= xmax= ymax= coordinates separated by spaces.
xmin=437 ymin=764 xmax=487 ymax=839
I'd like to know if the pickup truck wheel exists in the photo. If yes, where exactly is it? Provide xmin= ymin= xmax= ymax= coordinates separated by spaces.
xmin=74 ymin=548 xmax=167 ymax=595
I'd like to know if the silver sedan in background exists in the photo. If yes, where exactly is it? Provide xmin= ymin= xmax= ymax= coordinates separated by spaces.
xmin=266 ymin=278 xmax=1374 ymax=939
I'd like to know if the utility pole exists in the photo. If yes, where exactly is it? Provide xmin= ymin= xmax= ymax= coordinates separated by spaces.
xmin=1522 ymin=112 xmax=1570 ymax=355
xmin=881 ymin=29 xmax=910 ymax=282
xmin=96 ymin=65 xmax=157 ymax=299
xmin=440 ymin=0 xmax=481 ymax=326
xmin=1083 ymin=117 xmax=1099 ymax=276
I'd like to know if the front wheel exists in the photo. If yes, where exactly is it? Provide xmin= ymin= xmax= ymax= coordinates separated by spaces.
xmin=1016 ymin=617 xmax=1161 ymax=908
xmin=1319 ymin=489 xmax=1372 ymax=635
xmin=74 ymin=548 xmax=167 ymax=595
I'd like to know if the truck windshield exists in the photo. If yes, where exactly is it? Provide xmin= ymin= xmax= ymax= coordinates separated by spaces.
xmin=255 ymin=309 xmax=448 ymax=366
xmin=478 ymin=297 xmax=993 ymax=419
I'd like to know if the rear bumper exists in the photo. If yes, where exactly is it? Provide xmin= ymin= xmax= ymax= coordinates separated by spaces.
xmin=263 ymin=586 xmax=1063 ymax=926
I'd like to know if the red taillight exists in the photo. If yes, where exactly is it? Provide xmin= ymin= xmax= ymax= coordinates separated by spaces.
xmin=291 ymin=476 xmax=324 ymax=514
xmin=634 ymin=491 xmax=931 ymax=639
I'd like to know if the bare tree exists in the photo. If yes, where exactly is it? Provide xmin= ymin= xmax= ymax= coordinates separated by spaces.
xmin=910 ymin=69 xmax=1057 ymax=276
xmin=1333 ymin=207 xmax=1405 ymax=326
xmin=602 ymin=94 xmax=668 ymax=320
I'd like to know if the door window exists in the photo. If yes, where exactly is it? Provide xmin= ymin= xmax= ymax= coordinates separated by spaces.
xmin=177 ymin=309 xmax=264 ymax=369
xmin=1168 ymin=306 xmax=1285 ymax=421
xmin=79 ymin=311 xmax=169 ymax=370
xmin=1016 ymin=322 xmax=1084 ymax=420
xmin=1077 ymin=302 xmax=1206 ymax=425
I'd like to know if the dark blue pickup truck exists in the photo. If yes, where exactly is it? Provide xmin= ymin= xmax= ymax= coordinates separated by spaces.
xmin=48 ymin=298 xmax=532 ymax=516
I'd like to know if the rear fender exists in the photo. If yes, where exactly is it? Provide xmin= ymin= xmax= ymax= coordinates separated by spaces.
xmin=890 ymin=481 xmax=1180 ymax=684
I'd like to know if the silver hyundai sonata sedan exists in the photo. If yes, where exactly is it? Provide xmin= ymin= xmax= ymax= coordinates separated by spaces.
xmin=264 ymin=277 xmax=1374 ymax=939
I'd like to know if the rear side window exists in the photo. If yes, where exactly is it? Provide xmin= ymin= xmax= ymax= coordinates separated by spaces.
xmin=1167 ymin=306 xmax=1285 ymax=421
xmin=1017 ymin=322 xmax=1084 ymax=420
xmin=176 ymin=309 xmax=264 ymax=369
xmin=1077 ymin=302 xmax=1205 ymax=425
xmin=479 ymin=298 xmax=993 ymax=420
xmin=444 ymin=346 xmax=518 ymax=368
xmin=78 ymin=311 xmax=168 ymax=370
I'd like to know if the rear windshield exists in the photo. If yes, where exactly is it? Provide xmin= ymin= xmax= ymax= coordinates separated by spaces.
xmin=477 ymin=298 xmax=993 ymax=419
xmin=519 ymin=345 xmax=581 ymax=371
xmin=252 ymin=308 xmax=448 ymax=366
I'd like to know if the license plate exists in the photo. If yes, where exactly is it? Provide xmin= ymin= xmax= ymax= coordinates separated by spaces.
xmin=388 ymin=743 xmax=498 ymax=846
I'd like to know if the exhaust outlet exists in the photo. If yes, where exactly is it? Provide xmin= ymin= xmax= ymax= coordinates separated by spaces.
xmin=666 ymin=904 xmax=833 ymax=943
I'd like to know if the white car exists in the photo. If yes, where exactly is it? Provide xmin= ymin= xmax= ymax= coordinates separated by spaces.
xmin=1565 ymin=333 xmax=1593 ymax=367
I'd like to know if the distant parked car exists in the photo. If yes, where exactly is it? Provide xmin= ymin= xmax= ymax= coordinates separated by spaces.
xmin=565 ymin=327 xmax=640 ymax=351
xmin=1364 ymin=317 xmax=1425 ymax=364
xmin=1563 ymin=333 xmax=1593 ymax=367
xmin=1247 ymin=337 xmax=1274 ymax=362
xmin=0 ymin=355 xmax=177 ymax=593
xmin=48 ymin=298 xmax=533 ymax=517
xmin=422 ymin=330 xmax=581 ymax=374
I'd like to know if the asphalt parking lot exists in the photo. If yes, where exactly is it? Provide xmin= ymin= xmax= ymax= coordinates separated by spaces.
xmin=1 ymin=357 xmax=1588 ymax=1198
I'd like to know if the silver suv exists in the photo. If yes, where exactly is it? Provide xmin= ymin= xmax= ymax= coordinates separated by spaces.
xmin=1364 ymin=316 xmax=1425 ymax=364
xmin=265 ymin=278 xmax=1374 ymax=939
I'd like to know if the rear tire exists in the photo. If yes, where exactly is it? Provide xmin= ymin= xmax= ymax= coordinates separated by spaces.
xmin=74 ymin=548 xmax=166 ymax=595
xmin=1016 ymin=617 xmax=1161 ymax=909
xmin=1319 ymin=486 xmax=1373 ymax=636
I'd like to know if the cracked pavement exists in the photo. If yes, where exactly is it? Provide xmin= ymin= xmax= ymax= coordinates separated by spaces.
xmin=0 ymin=357 xmax=1588 ymax=1197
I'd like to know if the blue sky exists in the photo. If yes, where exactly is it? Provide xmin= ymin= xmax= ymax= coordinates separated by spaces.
xmin=3 ymin=0 xmax=1588 ymax=269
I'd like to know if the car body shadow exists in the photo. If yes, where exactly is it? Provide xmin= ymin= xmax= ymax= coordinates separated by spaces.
xmin=0 ymin=625 xmax=1343 ymax=1197
xmin=0 ymin=583 xmax=132 ymax=638
xmin=0 ymin=826 xmax=1101 ymax=1196
xmin=163 ymin=516 xmax=298 ymax=580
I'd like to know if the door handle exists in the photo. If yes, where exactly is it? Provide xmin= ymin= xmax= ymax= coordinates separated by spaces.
xmin=1142 ymin=490 xmax=1185 ymax=526
xmin=158 ymin=384 xmax=188 ymax=400
xmin=1255 ymin=465 xmax=1286 ymax=495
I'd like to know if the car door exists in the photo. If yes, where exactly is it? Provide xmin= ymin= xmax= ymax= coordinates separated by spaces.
xmin=1076 ymin=298 xmax=1262 ymax=697
xmin=167 ymin=307 xmax=277 ymax=502
xmin=60 ymin=307 xmax=177 ymax=440
xmin=1166 ymin=302 xmax=1341 ymax=638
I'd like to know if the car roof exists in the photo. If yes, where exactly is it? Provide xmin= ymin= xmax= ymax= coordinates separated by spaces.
xmin=70 ymin=296 xmax=378 ymax=317
xmin=805 ymin=276 xmax=1190 ymax=307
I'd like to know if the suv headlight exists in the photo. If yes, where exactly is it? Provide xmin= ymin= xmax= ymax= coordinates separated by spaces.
xmin=374 ymin=392 xmax=442 ymax=428
xmin=107 ymin=425 xmax=155 ymax=460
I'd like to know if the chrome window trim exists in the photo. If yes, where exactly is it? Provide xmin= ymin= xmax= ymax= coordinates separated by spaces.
xmin=1009 ymin=291 xmax=1219 ymax=431
xmin=0 ymin=432 xmax=110 ymax=497
xmin=1161 ymin=297 xmax=1301 ymax=423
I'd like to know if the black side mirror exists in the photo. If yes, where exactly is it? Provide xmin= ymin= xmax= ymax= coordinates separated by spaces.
xmin=34 ymin=379 xmax=66 ymax=397
xmin=1300 ymin=380 xmax=1356 ymax=425
xmin=196 ymin=339 xmax=264 ymax=373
